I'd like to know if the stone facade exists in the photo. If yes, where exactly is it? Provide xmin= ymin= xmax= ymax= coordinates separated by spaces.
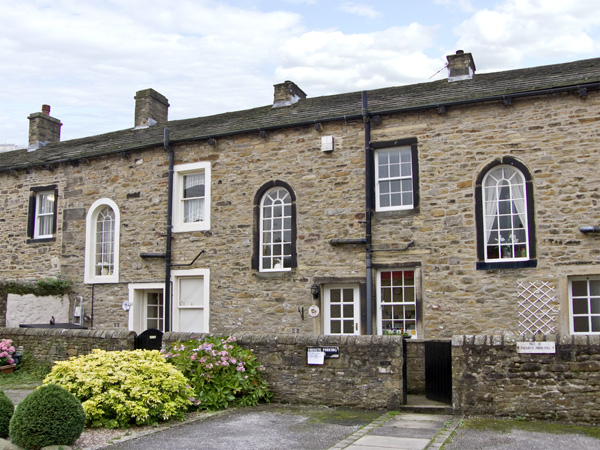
xmin=0 ymin=55 xmax=599 ymax=341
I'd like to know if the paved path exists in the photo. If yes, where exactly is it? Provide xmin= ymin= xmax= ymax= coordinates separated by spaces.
xmin=330 ymin=412 xmax=460 ymax=450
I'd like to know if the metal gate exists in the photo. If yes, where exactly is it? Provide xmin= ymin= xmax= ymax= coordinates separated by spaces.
xmin=135 ymin=328 xmax=163 ymax=350
xmin=425 ymin=341 xmax=452 ymax=404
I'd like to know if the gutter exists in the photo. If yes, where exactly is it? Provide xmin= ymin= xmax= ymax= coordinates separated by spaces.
xmin=362 ymin=91 xmax=374 ymax=335
xmin=163 ymin=128 xmax=174 ymax=332
xmin=2 ymin=82 xmax=599 ymax=174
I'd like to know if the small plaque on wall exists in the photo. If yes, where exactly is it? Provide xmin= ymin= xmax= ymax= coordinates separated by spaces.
xmin=516 ymin=342 xmax=556 ymax=354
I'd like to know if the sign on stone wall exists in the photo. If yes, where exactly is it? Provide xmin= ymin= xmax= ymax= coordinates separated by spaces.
xmin=306 ymin=346 xmax=339 ymax=365
xmin=516 ymin=341 xmax=556 ymax=354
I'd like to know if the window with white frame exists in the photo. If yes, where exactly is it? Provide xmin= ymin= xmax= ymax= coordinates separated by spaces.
xmin=84 ymin=198 xmax=120 ymax=284
xmin=260 ymin=187 xmax=293 ymax=271
xmin=569 ymin=277 xmax=600 ymax=334
xmin=482 ymin=165 xmax=529 ymax=261
xmin=27 ymin=186 xmax=57 ymax=241
xmin=172 ymin=269 xmax=210 ymax=332
xmin=172 ymin=161 xmax=211 ymax=232
xmin=377 ymin=269 xmax=417 ymax=337
xmin=375 ymin=147 xmax=414 ymax=211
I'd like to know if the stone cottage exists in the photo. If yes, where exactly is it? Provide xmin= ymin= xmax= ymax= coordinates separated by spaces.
xmin=1 ymin=51 xmax=599 ymax=339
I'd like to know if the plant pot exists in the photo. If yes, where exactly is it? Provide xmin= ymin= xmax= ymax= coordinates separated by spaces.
xmin=0 ymin=364 xmax=16 ymax=374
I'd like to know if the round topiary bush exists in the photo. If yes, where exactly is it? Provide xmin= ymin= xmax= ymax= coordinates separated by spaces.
xmin=9 ymin=383 xmax=85 ymax=450
xmin=43 ymin=349 xmax=194 ymax=428
xmin=0 ymin=391 xmax=14 ymax=438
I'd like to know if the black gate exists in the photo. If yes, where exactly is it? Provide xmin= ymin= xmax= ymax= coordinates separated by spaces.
xmin=135 ymin=328 xmax=163 ymax=350
xmin=425 ymin=341 xmax=452 ymax=404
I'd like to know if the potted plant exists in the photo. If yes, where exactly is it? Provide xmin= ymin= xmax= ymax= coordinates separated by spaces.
xmin=0 ymin=339 xmax=16 ymax=374
xmin=383 ymin=328 xmax=412 ymax=338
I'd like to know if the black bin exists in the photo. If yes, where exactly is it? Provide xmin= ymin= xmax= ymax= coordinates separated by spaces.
xmin=135 ymin=328 xmax=163 ymax=350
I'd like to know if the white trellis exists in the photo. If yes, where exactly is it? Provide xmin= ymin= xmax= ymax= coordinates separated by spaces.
xmin=517 ymin=281 xmax=558 ymax=335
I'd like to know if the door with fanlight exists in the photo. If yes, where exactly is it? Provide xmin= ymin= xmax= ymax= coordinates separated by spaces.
xmin=323 ymin=285 xmax=361 ymax=335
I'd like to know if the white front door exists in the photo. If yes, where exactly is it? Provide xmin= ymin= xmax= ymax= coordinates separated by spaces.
xmin=323 ymin=285 xmax=360 ymax=335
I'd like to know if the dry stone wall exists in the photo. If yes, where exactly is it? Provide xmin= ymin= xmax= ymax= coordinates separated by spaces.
xmin=0 ymin=327 xmax=135 ymax=362
xmin=163 ymin=332 xmax=404 ymax=409
xmin=453 ymin=334 xmax=600 ymax=424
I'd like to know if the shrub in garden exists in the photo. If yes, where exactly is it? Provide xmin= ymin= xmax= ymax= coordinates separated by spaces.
xmin=9 ymin=383 xmax=85 ymax=450
xmin=163 ymin=336 xmax=272 ymax=410
xmin=0 ymin=340 xmax=16 ymax=366
xmin=43 ymin=349 xmax=194 ymax=428
xmin=0 ymin=391 xmax=14 ymax=438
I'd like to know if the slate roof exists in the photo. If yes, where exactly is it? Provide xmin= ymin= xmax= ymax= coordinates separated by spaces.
xmin=1 ymin=56 xmax=599 ymax=172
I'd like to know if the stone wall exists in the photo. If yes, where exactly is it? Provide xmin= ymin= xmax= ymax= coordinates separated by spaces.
xmin=163 ymin=332 xmax=404 ymax=410
xmin=0 ymin=327 xmax=135 ymax=362
xmin=452 ymin=334 xmax=600 ymax=424
xmin=405 ymin=340 xmax=425 ymax=395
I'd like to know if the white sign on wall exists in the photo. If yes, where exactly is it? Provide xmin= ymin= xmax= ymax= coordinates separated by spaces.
xmin=516 ymin=342 xmax=556 ymax=354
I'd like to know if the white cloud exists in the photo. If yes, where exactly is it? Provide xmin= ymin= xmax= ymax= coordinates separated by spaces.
xmin=275 ymin=24 xmax=443 ymax=95
xmin=339 ymin=2 xmax=382 ymax=20
xmin=453 ymin=0 xmax=600 ymax=70
xmin=0 ymin=0 xmax=304 ymax=144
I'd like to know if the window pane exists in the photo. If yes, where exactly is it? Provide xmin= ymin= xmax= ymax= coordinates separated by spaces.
xmin=343 ymin=320 xmax=354 ymax=334
xmin=591 ymin=281 xmax=600 ymax=297
xmin=573 ymin=298 xmax=589 ymax=314
xmin=572 ymin=281 xmax=588 ymax=297
xmin=330 ymin=289 xmax=341 ymax=302
xmin=331 ymin=321 xmax=341 ymax=334
xmin=592 ymin=317 xmax=600 ymax=332
xmin=343 ymin=304 xmax=354 ymax=318
xmin=183 ymin=173 xmax=205 ymax=198
xmin=179 ymin=278 xmax=204 ymax=307
xmin=574 ymin=316 xmax=589 ymax=332
xmin=184 ymin=198 xmax=204 ymax=223
xmin=330 ymin=305 xmax=341 ymax=318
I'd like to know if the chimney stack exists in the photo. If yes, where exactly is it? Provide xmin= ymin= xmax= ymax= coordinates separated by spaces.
xmin=273 ymin=81 xmax=307 ymax=107
xmin=134 ymin=89 xmax=169 ymax=128
xmin=27 ymin=105 xmax=62 ymax=152
xmin=446 ymin=50 xmax=476 ymax=82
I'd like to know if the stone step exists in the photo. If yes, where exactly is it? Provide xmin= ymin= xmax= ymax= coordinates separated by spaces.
xmin=398 ymin=404 xmax=454 ymax=415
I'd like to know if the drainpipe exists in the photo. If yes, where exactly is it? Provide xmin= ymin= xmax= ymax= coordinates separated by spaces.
xmin=163 ymin=128 xmax=174 ymax=332
xmin=362 ymin=91 xmax=374 ymax=335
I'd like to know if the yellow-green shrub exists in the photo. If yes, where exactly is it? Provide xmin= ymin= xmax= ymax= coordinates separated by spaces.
xmin=43 ymin=349 xmax=193 ymax=428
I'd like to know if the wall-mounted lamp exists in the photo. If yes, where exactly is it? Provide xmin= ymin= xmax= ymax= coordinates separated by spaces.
xmin=259 ymin=130 xmax=268 ymax=139
xmin=314 ymin=122 xmax=322 ymax=131
xmin=580 ymin=226 xmax=600 ymax=233
xmin=311 ymin=283 xmax=320 ymax=299
xmin=579 ymin=87 xmax=588 ymax=98
xmin=437 ymin=105 xmax=447 ymax=115
xmin=371 ymin=115 xmax=381 ymax=124
xmin=208 ymin=138 xmax=217 ymax=146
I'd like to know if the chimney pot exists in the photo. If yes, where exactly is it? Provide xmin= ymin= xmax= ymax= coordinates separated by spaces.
xmin=42 ymin=104 xmax=51 ymax=115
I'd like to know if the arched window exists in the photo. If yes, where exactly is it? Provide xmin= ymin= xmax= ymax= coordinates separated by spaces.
xmin=253 ymin=181 xmax=297 ymax=272
xmin=85 ymin=199 xmax=120 ymax=283
xmin=475 ymin=158 xmax=536 ymax=269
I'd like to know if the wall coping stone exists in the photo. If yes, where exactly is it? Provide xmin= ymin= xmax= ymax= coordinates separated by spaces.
xmin=452 ymin=334 xmax=598 ymax=348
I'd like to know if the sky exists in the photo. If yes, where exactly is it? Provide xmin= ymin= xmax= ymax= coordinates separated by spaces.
xmin=1 ymin=0 xmax=599 ymax=147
